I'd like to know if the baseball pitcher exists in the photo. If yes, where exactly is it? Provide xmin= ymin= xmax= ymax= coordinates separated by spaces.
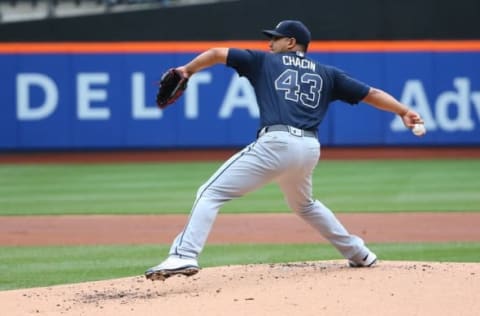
xmin=146 ymin=20 xmax=424 ymax=281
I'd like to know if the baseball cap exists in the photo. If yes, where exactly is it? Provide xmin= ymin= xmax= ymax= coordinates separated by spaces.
xmin=262 ymin=20 xmax=311 ymax=46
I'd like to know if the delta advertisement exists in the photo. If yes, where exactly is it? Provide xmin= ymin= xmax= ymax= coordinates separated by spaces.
xmin=1 ymin=45 xmax=479 ymax=149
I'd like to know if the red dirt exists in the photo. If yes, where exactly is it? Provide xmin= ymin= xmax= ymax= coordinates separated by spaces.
xmin=1 ymin=213 xmax=479 ymax=246
xmin=1 ymin=147 xmax=480 ymax=164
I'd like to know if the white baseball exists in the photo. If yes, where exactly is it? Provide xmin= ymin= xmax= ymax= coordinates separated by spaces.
xmin=412 ymin=123 xmax=426 ymax=136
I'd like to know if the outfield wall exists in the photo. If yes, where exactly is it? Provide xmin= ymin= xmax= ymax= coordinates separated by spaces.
xmin=1 ymin=41 xmax=479 ymax=150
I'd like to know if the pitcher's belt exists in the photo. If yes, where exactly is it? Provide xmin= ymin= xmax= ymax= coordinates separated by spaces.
xmin=258 ymin=125 xmax=317 ymax=138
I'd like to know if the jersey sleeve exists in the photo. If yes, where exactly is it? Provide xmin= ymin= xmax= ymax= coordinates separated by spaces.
xmin=331 ymin=67 xmax=370 ymax=105
xmin=226 ymin=48 xmax=264 ymax=79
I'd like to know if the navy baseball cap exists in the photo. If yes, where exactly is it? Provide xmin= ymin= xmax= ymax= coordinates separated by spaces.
xmin=262 ymin=20 xmax=311 ymax=46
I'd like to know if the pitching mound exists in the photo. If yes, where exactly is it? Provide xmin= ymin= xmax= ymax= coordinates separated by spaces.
xmin=1 ymin=261 xmax=479 ymax=316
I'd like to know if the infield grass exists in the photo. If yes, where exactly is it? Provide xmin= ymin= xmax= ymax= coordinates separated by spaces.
xmin=1 ymin=242 xmax=479 ymax=291
xmin=0 ymin=160 xmax=479 ymax=215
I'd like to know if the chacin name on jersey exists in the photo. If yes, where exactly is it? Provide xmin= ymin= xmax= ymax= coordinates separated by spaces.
xmin=282 ymin=55 xmax=316 ymax=71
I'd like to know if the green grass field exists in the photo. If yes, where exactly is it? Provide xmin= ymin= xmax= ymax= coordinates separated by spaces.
xmin=0 ymin=159 xmax=479 ymax=290
xmin=1 ymin=242 xmax=479 ymax=291
xmin=0 ymin=160 xmax=479 ymax=215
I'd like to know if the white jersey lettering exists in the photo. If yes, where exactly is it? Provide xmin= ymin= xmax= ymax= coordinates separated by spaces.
xmin=282 ymin=55 xmax=316 ymax=71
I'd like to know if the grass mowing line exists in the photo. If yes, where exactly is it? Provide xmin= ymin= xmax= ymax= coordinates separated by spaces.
xmin=0 ymin=160 xmax=479 ymax=215
xmin=1 ymin=242 xmax=479 ymax=291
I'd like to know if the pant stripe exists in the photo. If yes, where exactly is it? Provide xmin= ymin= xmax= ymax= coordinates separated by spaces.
xmin=174 ymin=142 xmax=256 ymax=255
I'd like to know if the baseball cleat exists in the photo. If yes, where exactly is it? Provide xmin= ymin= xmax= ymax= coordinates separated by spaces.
xmin=348 ymin=250 xmax=377 ymax=268
xmin=145 ymin=255 xmax=200 ymax=281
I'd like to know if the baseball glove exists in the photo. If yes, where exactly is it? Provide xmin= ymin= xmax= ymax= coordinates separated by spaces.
xmin=156 ymin=68 xmax=188 ymax=109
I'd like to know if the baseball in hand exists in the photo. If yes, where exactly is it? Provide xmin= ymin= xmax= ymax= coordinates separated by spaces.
xmin=412 ymin=123 xmax=426 ymax=136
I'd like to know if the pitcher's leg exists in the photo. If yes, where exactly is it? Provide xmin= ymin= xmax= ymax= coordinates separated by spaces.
xmin=171 ymin=141 xmax=283 ymax=258
xmin=278 ymin=171 xmax=370 ymax=261
xmin=298 ymin=199 xmax=376 ymax=266
xmin=301 ymin=199 xmax=367 ymax=259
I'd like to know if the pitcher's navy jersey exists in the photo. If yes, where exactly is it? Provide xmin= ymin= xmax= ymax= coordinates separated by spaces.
xmin=226 ymin=48 xmax=370 ymax=131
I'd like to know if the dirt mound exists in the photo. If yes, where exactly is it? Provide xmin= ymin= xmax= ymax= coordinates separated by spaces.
xmin=1 ymin=260 xmax=479 ymax=316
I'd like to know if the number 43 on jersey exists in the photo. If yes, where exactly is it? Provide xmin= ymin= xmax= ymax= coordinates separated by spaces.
xmin=274 ymin=69 xmax=323 ymax=108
